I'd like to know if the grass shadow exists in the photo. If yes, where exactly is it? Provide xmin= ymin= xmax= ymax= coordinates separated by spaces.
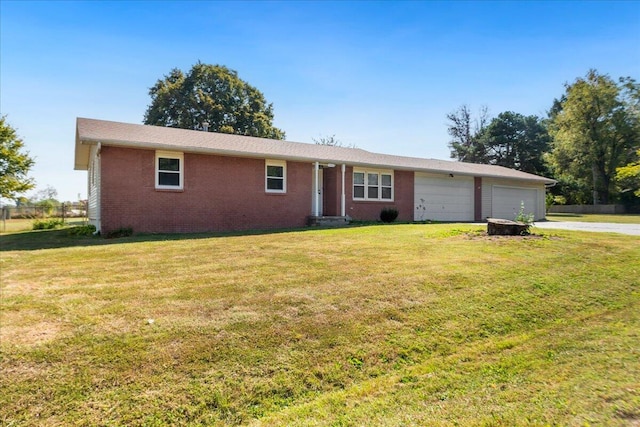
xmin=1 ymin=221 xmax=475 ymax=252
xmin=0 ymin=223 xmax=375 ymax=252
xmin=1 ymin=228 xmax=115 ymax=251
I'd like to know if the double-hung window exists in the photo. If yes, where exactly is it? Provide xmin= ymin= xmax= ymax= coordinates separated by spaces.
xmin=381 ymin=173 xmax=392 ymax=199
xmin=265 ymin=160 xmax=286 ymax=193
xmin=156 ymin=151 xmax=184 ymax=190
xmin=353 ymin=169 xmax=393 ymax=201
xmin=354 ymin=172 xmax=366 ymax=198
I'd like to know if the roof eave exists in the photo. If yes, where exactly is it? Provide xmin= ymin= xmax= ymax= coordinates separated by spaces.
xmin=74 ymin=126 xmax=93 ymax=170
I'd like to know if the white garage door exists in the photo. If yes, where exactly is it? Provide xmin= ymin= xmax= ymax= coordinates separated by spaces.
xmin=414 ymin=174 xmax=474 ymax=221
xmin=492 ymin=186 xmax=538 ymax=220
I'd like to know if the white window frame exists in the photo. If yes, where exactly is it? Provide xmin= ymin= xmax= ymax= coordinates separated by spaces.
xmin=353 ymin=169 xmax=394 ymax=201
xmin=155 ymin=151 xmax=184 ymax=190
xmin=265 ymin=159 xmax=286 ymax=193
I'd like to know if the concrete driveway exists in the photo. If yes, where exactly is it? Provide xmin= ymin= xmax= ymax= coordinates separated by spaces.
xmin=533 ymin=221 xmax=640 ymax=236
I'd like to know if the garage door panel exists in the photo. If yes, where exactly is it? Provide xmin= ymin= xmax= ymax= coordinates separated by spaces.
xmin=492 ymin=186 xmax=537 ymax=220
xmin=414 ymin=175 xmax=473 ymax=221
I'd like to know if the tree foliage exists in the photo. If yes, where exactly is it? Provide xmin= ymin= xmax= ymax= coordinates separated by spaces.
xmin=447 ymin=106 xmax=550 ymax=176
xmin=546 ymin=70 xmax=640 ymax=204
xmin=447 ymin=105 xmax=489 ymax=163
xmin=312 ymin=134 xmax=356 ymax=148
xmin=31 ymin=185 xmax=61 ymax=215
xmin=479 ymin=112 xmax=550 ymax=175
xmin=0 ymin=116 xmax=35 ymax=200
xmin=144 ymin=63 xmax=285 ymax=140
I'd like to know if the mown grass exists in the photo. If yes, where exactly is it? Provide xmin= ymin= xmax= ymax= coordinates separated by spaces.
xmin=0 ymin=218 xmax=87 ymax=234
xmin=546 ymin=213 xmax=640 ymax=223
xmin=1 ymin=224 xmax=638 ymax=426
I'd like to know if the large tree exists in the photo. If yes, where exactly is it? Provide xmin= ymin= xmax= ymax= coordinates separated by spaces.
xmin=0 ymin=116 xmax=35 ymax=200
xmin=447 ymin=105 xmax=489 ymax=163
xmin=144 ymin=63 xmax=285 ymax=139
xmin=479 ymin=111 xmax=550 ymax=175
xmin=546 ymin=70 xmax=639 ymax=204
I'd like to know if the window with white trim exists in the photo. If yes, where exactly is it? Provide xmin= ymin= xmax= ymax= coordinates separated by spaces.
xmin=353 ymin=169 xmax=393 ymax=201
xmin=155 ymin=151 xmax=184 ymax=190
xmin=265 ymin=160 xmax=286 ymax=193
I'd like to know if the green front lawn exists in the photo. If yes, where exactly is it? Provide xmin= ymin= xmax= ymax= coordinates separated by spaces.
xmin=1 ymin=224 xmax=638 ymax=426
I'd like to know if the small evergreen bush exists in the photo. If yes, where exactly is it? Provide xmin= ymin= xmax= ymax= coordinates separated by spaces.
xmin=32 ymin=218 xmax=64 ymax=230
xmin=68 ymin=224 xmax=97 ymax=236
xmin=380 ymin=207 xmax=399 ymax=223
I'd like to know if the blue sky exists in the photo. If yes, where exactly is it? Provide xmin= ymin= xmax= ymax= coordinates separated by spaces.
xmin=1 ymin=0 xmax=639 ymax=202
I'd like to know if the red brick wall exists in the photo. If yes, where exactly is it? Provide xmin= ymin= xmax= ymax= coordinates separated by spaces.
xmin=100 ymin=146 xmax=313 ymax=234
xmin=344 ymin=167 xmax=414 ymax=222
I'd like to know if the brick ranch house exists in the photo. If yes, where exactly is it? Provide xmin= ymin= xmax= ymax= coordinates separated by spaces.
xmin=74 ymin=118 xmax=556 ymax=235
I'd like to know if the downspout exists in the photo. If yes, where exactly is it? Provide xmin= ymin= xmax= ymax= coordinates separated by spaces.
xmin=341 ymin=164 xmax=346 ymax=217
xmin=314 ymin=161 xmax=320 ymax=217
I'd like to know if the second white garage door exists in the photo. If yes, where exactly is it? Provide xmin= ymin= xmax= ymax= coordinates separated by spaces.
xmin=491 ymin=186 xmax=538 ymax=220
xmin=414 ymin=173 xmax=474 ymax=221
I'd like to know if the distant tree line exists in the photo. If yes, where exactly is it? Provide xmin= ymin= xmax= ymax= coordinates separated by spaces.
xmin=447 ymin=70 xmax=640 ymax=206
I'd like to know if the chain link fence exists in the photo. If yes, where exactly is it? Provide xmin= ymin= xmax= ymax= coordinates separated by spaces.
xmin=0 ymin=202 xmax=87 ymax=220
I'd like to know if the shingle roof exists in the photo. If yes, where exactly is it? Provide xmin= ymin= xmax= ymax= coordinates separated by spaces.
xmin=75 ymin=117 xmax=555 ymax=184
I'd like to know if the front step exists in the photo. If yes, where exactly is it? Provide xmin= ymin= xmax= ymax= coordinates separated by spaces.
xmin=307 ymin=216 xmax=350 ymax=227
